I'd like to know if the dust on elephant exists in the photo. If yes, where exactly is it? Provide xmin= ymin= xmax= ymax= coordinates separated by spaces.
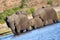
xmin=29 ymin=17 xmax=44 ymax=29
xmin=32 ymin=7 xmax=58 ymax=25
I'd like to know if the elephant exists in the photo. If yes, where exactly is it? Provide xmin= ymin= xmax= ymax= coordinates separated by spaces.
xmin=32 ymin=7 xmax=58 ymax=25
xmin=18 ymin=12 xmax=32 ymax=32
xmin=29 ymin=17 xmax=44 ymax=29
xmin=20 ymin=19 xmax=33 ymax=31
xmin=5 ymin=11 xmax=31 ymax=35
xmin=44 ymin=7 xmax=58 ymax=23
xmin=5 ymin=13 xmax=18 ymax=35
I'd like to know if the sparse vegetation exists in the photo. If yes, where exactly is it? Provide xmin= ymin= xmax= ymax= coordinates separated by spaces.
xmin=0 ymin=7 xmax=21 ymax=24
xmin=47 ymin=0 xmax=53 ymax=5
xmin=57 ymin=14 xmax=60 ymax=20
xmin=0 ymin=27 xmax=12 ymax=36
xmin=26 ymin=7 xmax=35 ymax=15
xmin=0 ymin=6 xmax=35 ymax=24
xmin=20 ymin=0 xmax=27 ymax=8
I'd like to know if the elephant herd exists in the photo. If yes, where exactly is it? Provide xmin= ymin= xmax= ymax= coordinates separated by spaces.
xmin=5 ymin=7 xmax=58 ymax=36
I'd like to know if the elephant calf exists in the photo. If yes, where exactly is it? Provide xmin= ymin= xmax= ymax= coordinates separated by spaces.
xmin=29 ymin=17 xmax=44 ymax=29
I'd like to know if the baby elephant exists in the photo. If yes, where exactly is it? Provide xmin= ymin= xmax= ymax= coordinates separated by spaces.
xmin=29 ymin=17 xmax=44 ymax=29
xmin=20 ymin=19 xmax=33 ymax=32
xmin=32 ymin=7 xmax=58 ymax=25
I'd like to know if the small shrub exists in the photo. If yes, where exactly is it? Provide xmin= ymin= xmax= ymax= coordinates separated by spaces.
xmin=30 ymin=7 xmax=35 ymax=13
xmin=0 ymin=19 xmax=5 ymax=24
xmin=27 ymin=7 xmax=35 ymax=15
xmin=13 ymin=7 xmax=20 ymax=12
xmin=47 ymin=0 xmax=53 ymax=5
xmin=20 ymin=0 xmax=27 ymax=8
xmin=5 ymin=9 xmax=14 ymax=16
xmin=0 ymin=12 xmax=8 ymax=24
xmin=0 ymin=7 xmax=34 ymax=24
xmin=0 ymin=7 xmax=21 ymax=24
xmin=57 ymin=14 xmax=60 ymax=20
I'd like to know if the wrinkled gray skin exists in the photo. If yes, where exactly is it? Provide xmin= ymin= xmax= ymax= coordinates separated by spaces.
xmin=44 ymin=7 xmax=58 ymax=23
xmin=29 ymin=17 xmax=44 ymax=29
xmin=5 ymin=13 xmax=18 ymax=35
xmin=5 ymin=11 xmax=30 ymax=35
xmin=20 ymin=19 xmax=32 ymax=31
xmin=32 ymin=7 xmax=58 ymax=25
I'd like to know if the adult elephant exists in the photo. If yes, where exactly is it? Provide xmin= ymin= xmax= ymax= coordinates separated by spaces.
xmin=5 ymin=13 xmax=18 ymax=35
xmin=5 ymin=11 xmax=31 ymax=35
xmin=44 ymin=7 xmax=58 ymax=23
xmin=32 ymin=7 xmax=58 ymax=25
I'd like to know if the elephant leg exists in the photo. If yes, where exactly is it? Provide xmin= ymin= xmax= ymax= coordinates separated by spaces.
xmin=31 ymin=26 xmax=35 ymax=29
xmin=53 ymin=19 xmax=57 ymax=23
xmin=42 ymin=20 xmax=46 ymax=26
xmin=16 ymin=26 xmax=21 ymax=35
xmin=50 ymin=19 xmax=53 ymax=24
xmin=10 ymin=23 xmax=16 ymax=35
xmin=15 ymin=23 xmax=21 ymax=35
xmin=47 ymin=19 xmax=53 ymax=24
xmin=11 ymin=28 xmax=16 ymax=35
xmin=39 ymin=17 xmax=45 ymax=26
xmin=20 ymin=30 xmax=24 ymax=33
xmin=32 ymin=24 xmax=38 ymax=29
xmin=34 ymin=26 xmax=38 ymax=29
xmin=26 ymin=26 xmax=33 ymax=31
xmin=53 ymin=19 xmax=58 ymax=23
xmin=29 ymin=26 xmax=33 ymax=30
xmin=45 ymin=20 xmax=49 ymax=25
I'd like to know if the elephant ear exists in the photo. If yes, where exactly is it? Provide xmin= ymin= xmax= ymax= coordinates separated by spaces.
xmin=5 ymin=17 xmax=11 ymax=28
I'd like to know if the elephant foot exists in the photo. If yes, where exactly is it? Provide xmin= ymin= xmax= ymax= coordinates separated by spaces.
xmin=15 ymin=30 xmax=22 ymax=35
xmin=36 ymin=27 xmax=40 ymax=29
xmin=55 ymin=20 xmax=58 ymax=23
xmin=53 ymin=20 xmax=57 ymax=23
xmin=43 ymin=24 xmax=45 ymax=26
xmin=20 ymin=30 xmax=24 ymax=33
xmin=12 ymin=30 xmax=18 ymax=35
xmin=31 ymin=26 xmax=35 ymax=29
xmin=28 ymin=26 xmax=33 ymax=31
xmin=34 ymin=26 xmax=38 ymax=29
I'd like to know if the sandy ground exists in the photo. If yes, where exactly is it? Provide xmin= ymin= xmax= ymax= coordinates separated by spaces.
xmin=0 ymin=23 xmax=11 ymax=35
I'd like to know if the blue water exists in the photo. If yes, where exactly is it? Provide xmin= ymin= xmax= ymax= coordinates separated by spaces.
xmin=0 ymin=21 xmax=60 ymax=40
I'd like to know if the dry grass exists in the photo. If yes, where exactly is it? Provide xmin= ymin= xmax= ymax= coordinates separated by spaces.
xmin=57 ymin=14 xmax=60 ymax=20
xmin=0 ymin=27 xmax=12 ymax=36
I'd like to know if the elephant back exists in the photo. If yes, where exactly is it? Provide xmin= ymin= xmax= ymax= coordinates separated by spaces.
xmin=44 ymin=7 xmax=57 ymax=20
